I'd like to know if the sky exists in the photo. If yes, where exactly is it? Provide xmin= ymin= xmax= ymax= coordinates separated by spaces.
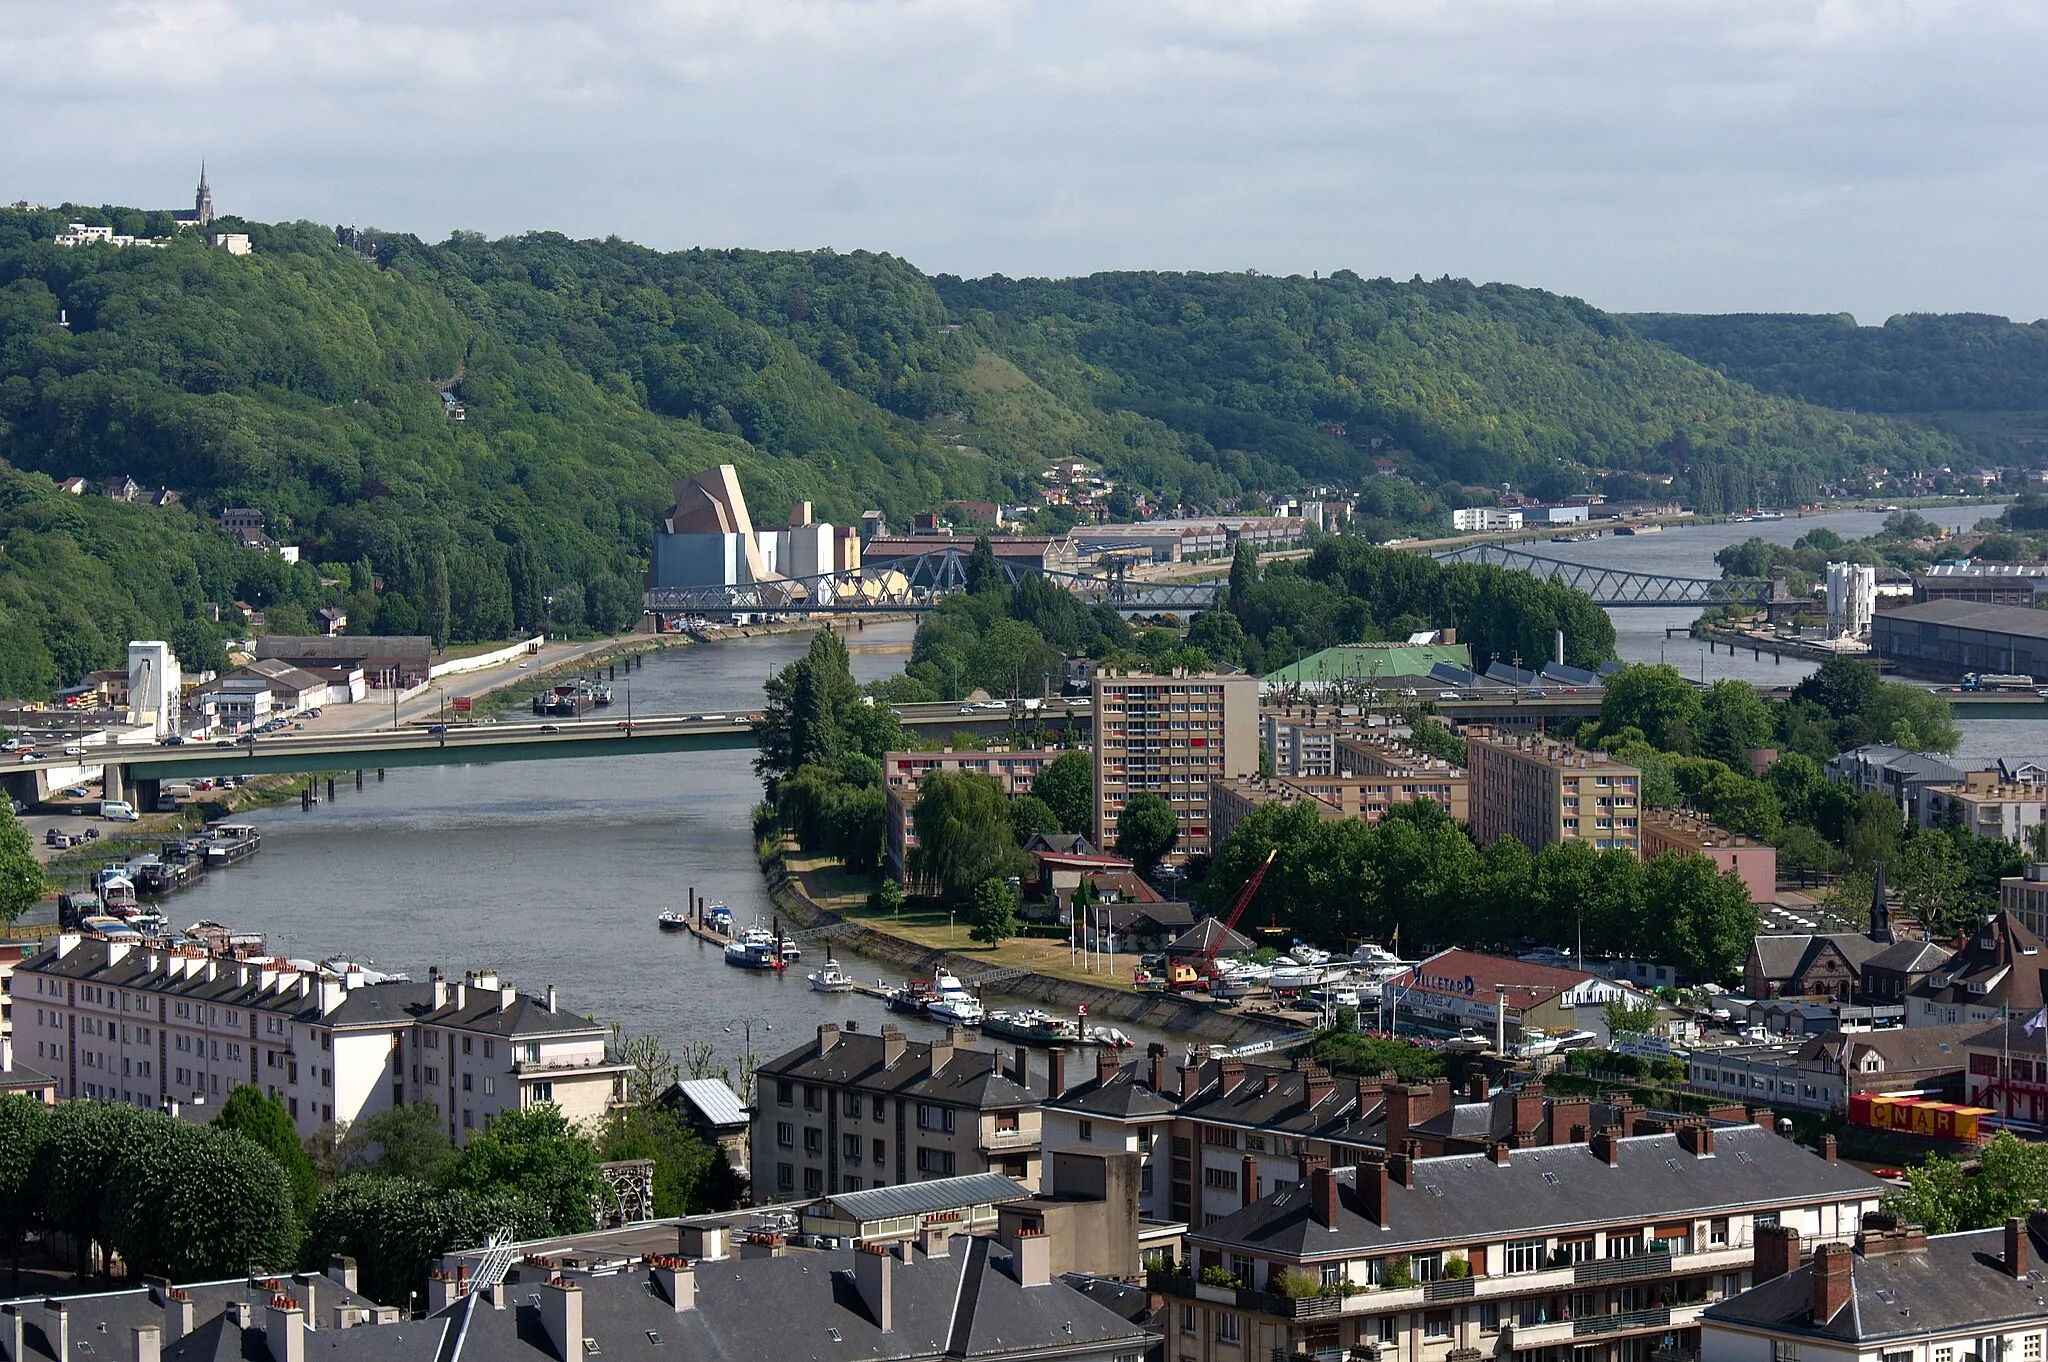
xmin=3 ymin=0 xmax=2042 ymax=320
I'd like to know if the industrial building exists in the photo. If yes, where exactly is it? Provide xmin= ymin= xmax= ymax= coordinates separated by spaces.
xmin=1870 ymin=598 xmax=2048 ymax=682
xmin=645 ymin=464 xmax=859 ymax=601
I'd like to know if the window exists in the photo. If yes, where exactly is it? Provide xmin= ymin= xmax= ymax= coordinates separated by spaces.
xmin=803 ymin=1167 xmax=823 ymax=1194
xmin=1607 ymin=1231 xmax=1644 ymax=1258
xmin=777 ymin=1122 xmax=795 ymax=1149
xmin=1203 ymin=1168 xmax=1239 ymax=1191
xmin=1203 ymin=1125 xmax=1238 ymax=1148
xmin=531 ymin=1081 xmax=552 ymax=1102
xmin=2027 ymin=1337 xmax=2044 ymax=1362
xmin=777 ymin=1163 xmax=794 ymax=1191
xmin=462 ymin=1036 xmax=473 ymax=1055
xmin=1216 ymin=1314 xmax=1240 ymax=1344
xmin=1709 ymin=1217 xmax=1730 ymax=1247
xmin=804 ymin=1127 xmax=823 ymax=1154
xmin=1424 ymin=1311 xmax=1453 ymax=1340
xmin=1138 ymin=1127 xmax=1153 ymax=1152
xmin=483 ymin=1077 xmax=495 ymax=1096
xmin=1773 ymin=1343 xmax=1800 ymax=1362
xmin=483 ymin=1039 xmax=494 ymax=1059
xmin=843 ymin=1134 xmax=861 ymax=1162
xmin=776 ymin=1081 xmax=793 ymax=1107
xmin=1079 ymin=1119 xmax=1094 ymax=1142
xmin=462 ymin=1073 xmax=472 ymax=1092
xmin=1179 ymin=1306 xmax=1196 ymax=1335
xmin=916 ymin=1104 xmax=955 ymax=1133
xmin=872 ymin=1097 xmax=886 ymax=1123
xmin=842 ymin=1176 xmax=860 ymax=1193
xmin=804 ymin=1084 xmax=821 ymax=1110
xmin=1506 ymin=1238 xmax=1546 ymax=1274
xmin=1480 ymin=1303 xmax=1500 ymax=1333
xmin=874 ymin=1139 xmax=887 ymax=1164
xmin=1230 ymin=1255 xmax=1252 ymax=1285
xmin=916 ymin=1147 xmax=956 ymax=1175
xmin=424 ymin=1066 xmax=439 ymax=1085
xmin=845 ymin=1092 xmax=862 ymax=1116
xmin=1320 ymin=1264 xmax=1342 ymax=1288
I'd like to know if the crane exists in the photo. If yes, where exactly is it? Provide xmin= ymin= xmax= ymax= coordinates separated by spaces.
xmin=1166 ymin=847 xmax=1280 ymax=993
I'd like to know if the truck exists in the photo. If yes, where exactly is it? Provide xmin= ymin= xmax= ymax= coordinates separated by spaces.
xmin=1963 ymin=672 xmax=2034 ymax=691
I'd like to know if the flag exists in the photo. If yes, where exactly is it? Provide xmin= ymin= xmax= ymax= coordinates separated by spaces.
xmin=2025 ymin=1008 xmax=2048 ymax=1037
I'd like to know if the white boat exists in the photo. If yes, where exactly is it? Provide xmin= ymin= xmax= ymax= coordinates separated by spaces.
xmin=927 ymin=992 xmax=984 ymax=1026
xmin=1284 ymin=946 xmax=1330 ymax=966
xmin=1266 ymin=964 xmax=1324 ymax=990
xmin=808 ymin=954 xmax=855 ymax=992
xmin=724 ymin=938 xmax=782 ymax=970
xmin=1310 ymin=985 xmax=1364 ymax=1009
xmin=1208 ymin=973 xmax=1260 ymax=1000
xmin=657 ymin=911 xmax=690 ymax=931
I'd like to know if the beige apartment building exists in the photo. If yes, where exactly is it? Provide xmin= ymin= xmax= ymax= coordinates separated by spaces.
xmin=882 ymin=746 xmax=1068 ymax=877
xmin=753 ymin=1024 xmax=1044 ymax=1203
xmin=14 ymin=936 xmax=625 ymax=1144
xmin=1093 ymin=670 xmax=1258 ymax=862
xmin=1919 ymin=770 xmax=2048 ymax=844
xmin=1466 ymin=727 xmax=1641 ymax=854
xmin=2003 ymin=863 xmax=2048 ymax=941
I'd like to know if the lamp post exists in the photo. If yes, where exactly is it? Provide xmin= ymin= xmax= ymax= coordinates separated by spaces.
xmin=721 ymin=1016 xmax=776 ymax=1105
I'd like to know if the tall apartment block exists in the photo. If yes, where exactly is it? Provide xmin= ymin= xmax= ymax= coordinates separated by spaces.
xmin=1092 ymin=670 xmax=1258 ymax=861
xmin=1466 ymin=726 xmax=1642 ymax=854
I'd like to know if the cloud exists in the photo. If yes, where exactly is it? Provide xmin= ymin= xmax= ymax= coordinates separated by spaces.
xmin=2 ymin=0 xmax=2041 ymax=317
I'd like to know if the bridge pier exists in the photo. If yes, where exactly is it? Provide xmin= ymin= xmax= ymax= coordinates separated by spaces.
xmin=327 ymin=776 xmax=336 ymax=801
xmin=132 ymin=777 xmax=161 ymax=815
xmin=103 ymin=762 xmax=129 ymax=805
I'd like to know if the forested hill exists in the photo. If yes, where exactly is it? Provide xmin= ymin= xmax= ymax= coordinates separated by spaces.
xmin=0 ymin=205 xmax=1968 ymax=696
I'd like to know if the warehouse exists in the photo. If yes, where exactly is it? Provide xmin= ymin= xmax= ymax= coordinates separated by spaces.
xmin=1870 ymin=598 xmax=2048 ymax=682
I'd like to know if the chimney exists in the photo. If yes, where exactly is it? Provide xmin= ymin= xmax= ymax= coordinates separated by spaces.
xmin=499 ymin=984 xmax=516 ymax=1012
xmin=1591 ymin=1129 xmax=1620 ymax=1166
xmin=1311 ymin=1167 xmax=1341 ymax=1228
xmin=651 ymin=1256 xmax=696 ymax=1310
xmin=1466 ymin=1074 xmax=1487 ymax=1102
xmin=1013 ymin=1045 xmax=1029 ymax=1086
xmin=1306 ymin=1066 xmax=1335 ymax=1108
xmin=1386 ymin=1084 xmax=1418 ymax=1141
xmin=1751 ymin=1106 xmax=1777 ymax=1134
xmin=130 ymin=1324 xmax=162 ymax=1362
xmin=930 ymin=1034 xmax=954 ymax=1076
xmin=1811 ymin=1242 xmax=1853 ymax=1324
xmin=428 ymin=1270 xmax=459 ymax=1312
xmin=1004 ymin=1225 xmax=1052 ymax=1287
xmin=44 ymin=1301 xmax=68 ymax=1360
xmin=1219 ymin=1059 xmax=1246 ymax=1094
xmin=1180 ymin=1064 xmax=1200 ymax=1100
xmin=817 ymin=1023 xmax=840 ymax=1057
xmin=164 ymin=1290 xmax=194 ymax=1342
xmin=854 ymin=1244 xmax=894 ymax=1332
xmin=2010 ymin=1217 xmax=2030 ymax=1278
xmin=290 ymin=1274 xmax=317 ymax=1326
xmin=264 ymin=1296 xmax=305 ymax=1362
xmin=1241 ymin=1156 xmax=1259 ymax=1208
xmin=1513 ymin=1084 xmax=1545 ymax=1140
xmin=881 ymin=1025 xmax=907 ymax=1067
xmin=430 ymin=972 xmax=447 ymax=1009
xmin=680 ymin=1223 xmax=728 ymax=1260
xmin=1754 ymin=1224 xmax=1801 ymax=1284
xmin=546 ymin=984 xmax=557 ymax=1013
xmin=1358 ymin=1156 xmax=1390 ymax=1226
xmin=1045 ymin=1048 xmax=1067 ymax=1098
xmin=326 ymin=1255 xmax=359 ymax=1293
xmin=1820 ymin=1134 xmax=1838 ymax=1164
xmin=1149 ymin=1045 xmax=1168 ymax=1095
xmin=1677 ymin=1124 xmax=1716 ymax=1158
xmin=537 ymin=1277 xmax=583 ymax=1361
xmin=1389 ymin=1146 xmax=1416 ymax=1187
xmin=454 ymin=981 xmax=467 ymax=1011
xmin=1488 ymin=1141 xmax=1511 ymax=1166
xmin=1096 ymin=1048 xmax=1115 ymax=1085
xmin=1 ymin=1035 xmax=11 ymax=1073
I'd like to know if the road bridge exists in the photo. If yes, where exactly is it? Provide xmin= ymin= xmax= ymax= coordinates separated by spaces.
xmin=645 ymin=557 xmax=1218 ymax=618
xmin=1433 ymin=543 xmax=1772 ymax=607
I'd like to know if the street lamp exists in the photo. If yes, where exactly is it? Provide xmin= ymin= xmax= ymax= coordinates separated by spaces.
xmin=721 ymin=1016 xmax=776 ymax=1105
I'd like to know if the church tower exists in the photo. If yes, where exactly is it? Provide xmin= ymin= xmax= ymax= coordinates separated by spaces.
xmin=194 ymin=162 xmax=214 ymax=227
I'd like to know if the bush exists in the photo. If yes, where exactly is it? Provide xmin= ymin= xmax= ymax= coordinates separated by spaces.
xmin=1200 ymin=1264 xmax=1242 ymax=1288
xmin=1269 ymin=1267 xmax=1320 ymax=1299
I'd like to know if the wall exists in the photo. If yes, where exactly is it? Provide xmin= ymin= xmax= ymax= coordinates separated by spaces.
xmin=649 ymin=532 xmax=746 ymax=589
xmin=429 ymin=636 xmax=546 ymax=680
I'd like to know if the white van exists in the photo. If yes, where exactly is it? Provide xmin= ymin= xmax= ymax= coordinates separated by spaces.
xmin=100 ymin=800 xmax=140 ymax=822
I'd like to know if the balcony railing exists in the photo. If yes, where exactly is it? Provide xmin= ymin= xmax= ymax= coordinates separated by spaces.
xmin=980 ymin=1126 xmax=1038 ymax=1151
xmin=1574 ymin=1307 xmax=1673 ymax=1338
xmin=1574 ymin=1249 xmax=1674 ymax=1284
xmin=1422 ymin=1277 xmax=1476 ymax=1302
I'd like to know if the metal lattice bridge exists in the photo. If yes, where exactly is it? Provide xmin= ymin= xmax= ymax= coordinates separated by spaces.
xmin=1434 ymin=544 xmax=1772 ymax=608
xmin=645 ymin=549 xmax=1220 ymax=616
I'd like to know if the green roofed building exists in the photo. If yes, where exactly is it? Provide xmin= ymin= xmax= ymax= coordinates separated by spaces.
xmin=1261 ymin=642 xmax=1471 ymax=691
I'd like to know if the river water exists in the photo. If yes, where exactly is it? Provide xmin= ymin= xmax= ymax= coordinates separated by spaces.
xmin=168 ymin=508 xmax=2045 ymax=1076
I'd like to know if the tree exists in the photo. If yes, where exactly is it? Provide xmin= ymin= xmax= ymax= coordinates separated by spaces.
xmin=599 ymin=1105 xmax=735 ymax=1218
xmin=103 ymin=1119 xmax=300 ymax=1280
xmin=1845 ymin=791 xmax=1904 ymax=869
xmin=1698 ymin=679 xmax=1774 ymax=768
xmin=35 ymin=1099 xmax=151 ymax=1277
xmin=1882 ymin=1132 xmax=2048 ymax=1234
xmin=970 ymin=876 xmax=1021 ymax=945
xmin=0 ymin=804 xmax=44 ymax=929
xmin=1600 ymin=664 xmax=1703 ymax=753
xmin=1009 ymin=795 xmax=1062 ymax=848
xmin=352 ymin=1100 xmax=455 ymax=1183
xmin=967 ymin=534 xmax=1003 ymax=595
xmin=215 ymin=1084 xmax=320 ymax=1218
xmin=909 ymin=769 xmax=1022 ymax=902
xmin=0 ymin=1095 xmax=49 ymax=1291
xmin=1894 ymin=831 xmax=1971 ymax=936
xmin=170 ymin=617 xmax=230 ymax=675
xmin=302 ymin=1174 xmax=546 ymax=1308
xmin=1645 ymin=853 xmax=1760 ymax=984
xmin=584 ymin=573 xmax=640 ymax=634
xmin=1031 ymin=751 xmax=1095 ymax=836
xmin=1865 ymin=682 xmax=1962 ymax=754
xmin=444 ymin=1104 xmax=603 ymax=1235
xmin=1227 ymin=541 xmax=1257 ymax=616
xmin=609 ymin=1026 xmax=680 ymax=1110
xmin=1603 ymin=996 xmax=1660 ymax=1036
xmin=1116 ymin=793 xmax=1180 ymax=879
xmin=1791 ymin=656 xmax=1881 ymax=724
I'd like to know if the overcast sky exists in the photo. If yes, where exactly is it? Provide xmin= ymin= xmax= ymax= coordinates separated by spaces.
xmin=4 ymin=1 xmax=2041 ymax=320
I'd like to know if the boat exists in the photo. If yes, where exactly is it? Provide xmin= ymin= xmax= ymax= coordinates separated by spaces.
xmin=1309 ymin=984 xmax=1364 ymax=1009
xmin=591 ymin=686 xmax=614 ymax=706
xmin=1082 ymin=1026 xmax=1134 ymax=1049
xmin=657 ymin=910 xmax=691 ymax=931
xmin=1207 ymin=972 xmax=1261 ymax=1001
xmin=779 ymin=940 xmax=803 ymax=963
xmin=926 ymin=992 xmax=985 ymax=1026
xmin=982 ymin=1009 xmax=1080 ymax=1044
xmin=724 ymin=938 xmax=782 ymax=969
xmin=1131 ymin=968 xmax=1167 ymax=992
xmin=707 ymin=904 xmax=733 ymax=933
xmin=1444 ymin=1028 xmax=1493 ymax=1052
xmin=198 ymin=822 xmax=261 ymax=865
xmin=808 ymin=953 xmax=855 ymax=993
xmin=885 ymin=979 xmax=938 ymax=1014
xmin=1284 ymin=946 xmax=1330 ymax=966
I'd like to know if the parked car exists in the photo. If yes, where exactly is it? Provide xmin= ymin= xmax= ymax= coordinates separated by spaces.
xmin=44 ymin=828 xmax=71 ymax=847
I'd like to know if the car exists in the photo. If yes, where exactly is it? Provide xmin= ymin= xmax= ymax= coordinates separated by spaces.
xmin=18 ymin=752 xmax=41 ymax=763
xmin=540 ymin=724 xmax=560 ymax=733
xmin=516 ymin=662 xmax=530 ymax=669
xmin=62 ymin=744 xmax=83 ymax=756
xmin=62 ymin=786 xmax=89 ymax=799
xmin=45 ymin=828 xmax=71 ymax=847
xmin=193 ymin=778 xmax=215 ymax=791
xmin=307 ymin=707 xmax=322 ymax=717
xmin=214 ymin=739 xmax=236 ymax=748
xmin=163 ymin=734 xmax=185 ymax=746
xmin=292 ymin=722 xmax=306 ymax=730
xmin=974 ymin=700 xmax=1005 ymax=711
xmin=0 ymin=738 xmax=21 ymax=752
xmin=957 ymin=706 xmax=975 ymax=715
xmin=427 ymin=724 xmax=448 ymax=736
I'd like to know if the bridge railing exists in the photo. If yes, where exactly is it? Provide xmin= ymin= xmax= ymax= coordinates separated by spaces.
xmin=1433 ymin=544 xmax=1770 ymax=607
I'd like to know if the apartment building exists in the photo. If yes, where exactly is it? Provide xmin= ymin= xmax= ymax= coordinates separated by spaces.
xmin=1093 ymin=670 xmax=1258 ymax=863
xmin=2001 ymin=862 xmax=2048 ymax=940
xmin=1466 ymin=727 xmax=1641 ymax=854
xmin=1157 ymin=1121 xmax=1882 ymax=1362
xmin=752 ymin=1024 xmax=1044 ymax=1203
xmin=12 ymin=936 xmax=624 ymax=1143
xmin=1640 ymin=808 xmax=1778 ymax=901
xmin=882 ymin=746 xmax=1067 ymax=876
xmin=1919 ymin=770 xmax=2048 ymax=844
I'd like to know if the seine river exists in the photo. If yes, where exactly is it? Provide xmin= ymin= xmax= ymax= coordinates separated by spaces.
xmin=167 ymin=507 xmax=2043 ymax=1074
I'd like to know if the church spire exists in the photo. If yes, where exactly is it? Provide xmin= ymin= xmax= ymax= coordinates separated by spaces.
xmin=193 ymin=161 xmax=214 ymax=227
xmin=1867 ymin=862 xmax=1894 ymax=944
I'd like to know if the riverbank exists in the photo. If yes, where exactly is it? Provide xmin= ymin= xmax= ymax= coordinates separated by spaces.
xmin=760 ymin=850 xmax=1299 ymax=1047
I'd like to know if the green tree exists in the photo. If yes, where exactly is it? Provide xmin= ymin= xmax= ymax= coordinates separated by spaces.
xmin=103 ymin=1118 xmax=300 ymax=1280
xmin=1030 ymin=751 xmax=1095 ymax=836
xmin=584 ymin=573 xmax=641 ymax=634
xmin=1698 ymin=678 xmax=1774 ymax=768
xmin=608 ymin=1026 xmax=680 ymax=1109
xmin=445 ymin=1105 xmax=602 ymax=1236
xmin=1866 ymin=682 xmax=1962 ymax=754
xmin=1882 ymin=1133 xmax=2048 ymax=1234
xmin=0 ymin=804 xmax=45 ymax=929
xmin=169 ymin=617 xmax=230 ymax=675
xmin=909 ymin=769 xmax=1022 ymax=902
xmin=1116 ymin=793 xmax=1180 ymax=879
xmin=1009 ymin=794 xmax=1062 ymax=848
xmin=0 ymin=1095 xmax=49 ymax=1291
xmin=353 ymin=1101 xmax=455 ymax=1183
xmin=214 ymin=1084 xmax=321 ymax=1218
xmin=1603 ymin=996 xmax=1660 ymax=1036
xmin=1894 ymin=831 xmax=1971 ymax=936
xmin=35 ymin=1099 xmax=151 ymax=1277
xmin=1845 ymin=791 xmax=1904 ymax=869
xmin=1792 ymin=656 xmax=1881 ymax=723
xmin=301 ymin=1174 xmax=546 ymax=1308
xmin=1600 ymin=664 xmax=1703 ymax=753
xmin=967 ymin=534 xmax=1003 ymax=594
xmin=970 ymin=875 xmax=1022 ymax=945
xmin=1645 ymin=853 xmax=1760 ymax=984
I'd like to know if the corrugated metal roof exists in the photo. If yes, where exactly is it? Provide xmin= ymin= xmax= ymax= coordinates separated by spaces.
xmin=1262 ymin=643 xmax=1472 ymax=687
xmin=823 ymin=1173 xmax=1029 ymax=1223
xmin=675 ymin=1078 xmax=748 ymax=1128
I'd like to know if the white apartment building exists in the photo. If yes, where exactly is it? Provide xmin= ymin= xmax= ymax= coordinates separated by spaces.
xmin=1452 ymin=507 xmax=1524 ymax=532
xmin=13 ymin=936 xmax=626 ymax=1144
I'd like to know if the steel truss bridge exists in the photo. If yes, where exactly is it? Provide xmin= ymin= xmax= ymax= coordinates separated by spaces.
xmin=645 ymin=551 xmax=1220 ymax=616
xmin=1433 ymin=543 xmax=1772 ymax=608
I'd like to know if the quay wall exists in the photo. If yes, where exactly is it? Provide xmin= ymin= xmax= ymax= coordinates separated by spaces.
xmin=761 ymin=862 xmax=1297 ymax=1048
xmin=429 ymin=635 xmax=547 ymax=680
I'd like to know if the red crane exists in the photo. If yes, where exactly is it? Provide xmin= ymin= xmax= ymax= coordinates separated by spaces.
xmin=1167 ymin=847 xmax=1279 ymax=991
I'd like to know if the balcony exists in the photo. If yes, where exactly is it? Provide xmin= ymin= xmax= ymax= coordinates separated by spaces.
xmin=1422 ymin=1278 xmax=1476 ymax=1302
xmin=980 ymin=1125 xmax=1038 ymax=1153
xmin=1574 ymin=1307 xmax=1673 ymax=1338
xmin=1574 ymin=1250 xmax=1673 ymax=1284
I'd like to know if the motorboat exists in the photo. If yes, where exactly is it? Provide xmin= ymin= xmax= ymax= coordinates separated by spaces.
xmin=657 ymin=911 xmax=691 ymax=931
xmin=885 ymin=980 xmax=937 ymax=1014
xmin=1207 ymin=972 xmax=1261 ymax=1001
xmin=808 ymin=954 xmax=855 ymax=993
xmin=707 ymin=904 xmax=733 ymax=933
xmin=1082 ymin=1026 xmax=1134 ymax=1049
xmin=1283 ymin=946 xmax=1330 ymax=967
xmin=724 ymin=934 xmax=782 ymax=969
xmin=982 ymin=1009 xmax=1079 ymax=1044
xmin=1309 ymin=984 xmax=1364 ymax=1009
xmin=780 ymin=940 xmax=803 ymax=963
xmin=198 ymin=822 xmax=261 ymax=865
xmin=926 ymin=977 xmax=984 ymax=1026
xmin=1444 ymin=1028 xmax=1493 ymax=1052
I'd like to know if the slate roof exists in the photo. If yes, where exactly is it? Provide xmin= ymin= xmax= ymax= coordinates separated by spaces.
xmin=1749 ymin=932 xmax=1894 ymax=984
xmin=1163 ymin=919 xmax=1254 ymax=957
xmin=824 ymin=1172 xmax=1030 ymax=1222
xmin=1864 ymin=939 xmax=1954 ymax=975
xmin=1193 ymin=1125 xmax=1884 ymax=1260
xmin=1876 ymin=599 xmax=2048 ymax=642
xmin=1910 ymin=909 xmax=2048 ymax=1010
xmin=441 ymin=1237 xmax=1153 ymax=1362
xmin=1794 ymin=1024 xmax=1978 ymax=1075
xmin=1171 ymin=1057 xmax=1380 ymax=1144
xmin=1043 ymin=1062 xmax=1181 ymax=1120
xmin=1705 ymin=1225 xmax=2048 ymax=1343
xmin=0 ymin=1280 xmax=438 ymax=1362
xmin=758 ymin=1030 xmax=1041 ymax=1109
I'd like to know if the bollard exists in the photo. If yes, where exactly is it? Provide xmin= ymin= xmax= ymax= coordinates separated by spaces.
xmin=301 ymin=785 xmax=313 ymax=810
xmin=377 ymin=768 xmax=385 ymax=781
xmin=356 ymin=769 xmax=364 ymax=789
xmin=327 ymin=777 xmax=336 ymax=801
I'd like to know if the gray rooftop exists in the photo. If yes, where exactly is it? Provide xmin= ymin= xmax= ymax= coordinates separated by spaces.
xmin=1874 ymin=599 xmax=2048 ymax=641
xmin=673 ymin=1078 xmax=748 ymax=1130
xmin=822 ymin=1172 xmax=1030 ymax=1223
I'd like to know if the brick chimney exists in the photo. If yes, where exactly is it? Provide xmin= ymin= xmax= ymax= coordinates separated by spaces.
xmin=1219 ymin=1058 xmax=1246 ymax=1094
xmin=1677 ymin=1124 xmax=1716 ymax=1158
xmin=1241 ymin=1156 xmax=1259 ymax=1208
xmin=1754 ymin=1224 xmax=1802 ymax=1284
xmin=2010 ymin=1218 xmax=2030 ymax=1278
xmin=538 ymin=1278 xmax=583 ymax=1362
xmin=1306 ymin=1065 xmax=1335 ymax=1108
xmin=1048 ymin=1049 xmax=1067 ymax=1099
xmin=1488 ymin=1141 xmax=1511 ymax=1166
xmin=1513 ymin=1083 xmax=1546 ymax=1140
xmin=1013 ymin=1046 xmax=1029 ymax=1087
xmin=817 ymin=1023 xmax=840 ymax=1057
xmin=1358 ymin=1155 xmax=1390 ymax=1226
xmin=650 ymin=1256 xmax=696 ymax=1310
xmin=1547 ymin=1096 xmax=1591 ymax=1148
xmin=1312 ymin=1167 xmax=1341 ymax=1228
xmin=1466 ymin=1074 xmax=1488 ymax=1102
xmin=882 ymin=1024 xmax=907 ymax=1067
xmin=929 ymin=1034 xmax=954 ymax=1076
xmin=1751 ymin=1106 xmax=1777 ymax=1134
xmin=1811 ymin=1242 xmax=1853 ymax=1324
xmin=1096 ymin=1048 xmax=1115 ymax=1084
xmin=1820 ymin=1134 xmax=1837 ymax=1164
xmin=1180 ymin=1064 xmax=1200 ymax=1100
xmin=1590 ymin=1129 xmax=1620 ymax=1166
xmin=854 ymin=1243 xmax=895 ymax=1332
xmin=163 ymin=1290 xmax=194 ymax=1343
xmin=1148 ymin=1045 xmax=1169 ymax=1095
